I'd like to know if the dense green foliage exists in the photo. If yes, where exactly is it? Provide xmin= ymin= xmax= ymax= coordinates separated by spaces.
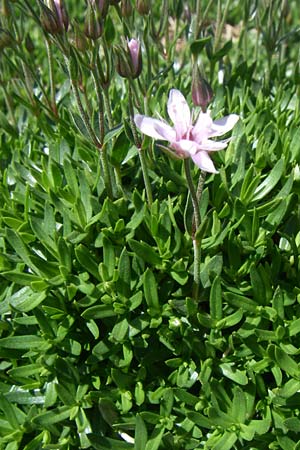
xmin=1 ymin=1 xmax=300 ymax=449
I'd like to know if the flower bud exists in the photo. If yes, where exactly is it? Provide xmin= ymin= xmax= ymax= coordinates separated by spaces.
xmin=121 ymin=0 xmax=132 ymax=17
xmin=25 ymin=34 xmax=35 ymax=53
xmin=40 ymin=2 xmax=61 ymax=35
xmin=191 ymin=64 xmax=213 ymax=111
xmin=71 ymin=22 xmax=89 ymax=52
xmin=2 ymin=0 xmax=12 ymax=17
xmin=44 ymin=0 xmax=69 ymax=33
xmin=84 ymin=3 xmax=103 ymax=40
xmin=115 ymin=38 xmax=142 ymax=79
xmin=128 ymin=39 xmax=142 ymax=77
xmin=0 ymin=28 xmax=14 ymax=51
xmin=136 ymin=0 xmax=150 ymax=15
xmin=89 ymin=0 xmax=109 ymax=18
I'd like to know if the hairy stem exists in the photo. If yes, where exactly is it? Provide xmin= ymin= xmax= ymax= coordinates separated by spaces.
xmin=45 ymin=37 xmax=57 ymax=117
xmin=184 ymin=159 xmax=201 ymax=301
xmin=128 ymin=84 xmax=153 ymax=205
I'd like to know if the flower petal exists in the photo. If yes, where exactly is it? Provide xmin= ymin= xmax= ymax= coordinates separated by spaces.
xmin=191 ymin=151 xmax=218 ymax=173
xmin=192 ymin=112 xmax=213 ymax=143
xmin=176 ymin=139 xmax=198 ymax=155
xmin=210 ymin=114 xmax=239 ymax=137
xmin=134 ymin=115 xmax=176 ymax=141
xmin=167 ymin=89 xmax=191 ymax=139
xmin=198 ymin=139 xmax=228 ymax=151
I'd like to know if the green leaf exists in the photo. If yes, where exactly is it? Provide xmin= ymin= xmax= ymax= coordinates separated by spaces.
xmin=284 ymin=417 xmax=300 ymax=432
xmin=0 ymin=335 xmax=44 ymax=349
xmin=117 ymin=248 xmax=131 ymax=297
xmin=32 ymin=405 xmax=72 ymax=426
xmin=134 ymin=414 xmax=148 ymax=450
xmin=143 ymin=268 xmax=160 ymax=315
xmin=63 ymin=158 xmax=79 ymax=198
xmin=81 ymin=304 xmax=117 ymax=319
xmin=207 ymin=430 xmax=238 ymax=450
xmin=9 ymin=287 xmax=46 ymax=312
xmin=5 ymin=228 xmax=40 ymax=274
xmin=273 ymin=345 xmax=299 ymax=377
xmin=190 ymin=36 xmax=211 ymax=55
xmin=128 ymin=239 xmax=162 ymax=267
xmin=75 ymin=244 xmax=101 ymax=280
xmin=187 ymin=411 xmax=212 ymax=428
xmin=0 ymin=393 xmax=22 ymax=429
xmin=252 ymin=158 xmax=285 ymax=202
xmin=224 ymin=291 xmax=257 ymax=312
xmin=209 ymin=276 xmax=222 ymax=320
xmin=231 ymin=387 xmax=247 ymax=423
xmin=145 ymin=424 xmax=165 ymax=450
xmin=87 ymin=435 xmax=133 ymax=449
xmin=219 ymin=363 xmax=248 ymax=385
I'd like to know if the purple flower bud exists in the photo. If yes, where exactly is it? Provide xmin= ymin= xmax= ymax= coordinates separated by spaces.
xmin=84 ymin=3 xmax=103 ymax=40
xmin=192 ymin=64 xmax=213 ymax=112
xmin=127 ymin=39 xmax=141 ymax=77
xmin=121 ymin=0 xmax=133 ymax=17
xmin=136 ymin=0 xmax=150 ymax=15
xmin=89 ymin=0 xmax=109 ymax=18
xmin=115 ymin=38 xmax=142 ymax=79
xmin=42 ymin=0 xmax=68 ymax=34
xmin=53 ymin=0 xmax=69 ymax=32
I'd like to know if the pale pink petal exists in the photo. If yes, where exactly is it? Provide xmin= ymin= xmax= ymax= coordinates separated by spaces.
xmin=191 ymin=151 xmax=218 ymax=173
xmin=134 ymin=115 xmax=176 ymax=142
xmin=192 ymin=112 xmax=213 ymax=143
xmin=167 ymin=89 xmax=191 ymax=139
xmin=176 ymin=139 xmax=198 ymax=155
xmin=210 ymin=114 xmax=239 ymax=137
xmin=198 ymin=139 xmax=228 ymax=151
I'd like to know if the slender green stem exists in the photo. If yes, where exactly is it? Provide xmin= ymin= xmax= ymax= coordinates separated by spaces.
xmin=128 ymin=84 xmax=153 ymax=206
xmin=45 ymin=36 xmax=57 ymax=116
xmin=99 ymin=144 xmax=113 ymax=199
xmin=103 ymin=88 xmax=113 ymax=130
xmin=2 ymin=85 xmax=17 ymax=128
xmin=196 ymin=171 xmax=206 ymax=203
xmin=194 ymin=0 xmax=201 ymax=38
xmin=184 ymin=159 xmax=201 ymax=301
xmin=184 ymin=160 xmax=200 ymax=233
xmin=65 ymin=55 xmax=113 ymax=199
xmin=91 ymin=69 xmax=105 ymax=142
xmin=213 ymin=0 xmax=231 ymax=53
xmin=72 ymin=79 xmax=99 ymax=146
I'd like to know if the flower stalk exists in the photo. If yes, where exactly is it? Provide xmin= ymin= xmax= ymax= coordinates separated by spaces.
xmin=45 ymin=36 xmax=57 ymax=117
xmin=184 ymin=159 xmax=201 ymax=300
xmin=128 ymin=85 xmax=153 ymax=206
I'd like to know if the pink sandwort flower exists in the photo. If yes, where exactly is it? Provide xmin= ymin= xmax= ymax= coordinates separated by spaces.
xmin=134 ymin=89 xmax=239 ymax=173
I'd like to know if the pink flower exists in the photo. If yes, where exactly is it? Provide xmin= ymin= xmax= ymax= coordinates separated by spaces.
xmin=134 ymin=89 xmax=239 ymax=173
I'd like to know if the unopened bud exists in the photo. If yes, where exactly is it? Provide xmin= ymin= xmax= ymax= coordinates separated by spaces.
xmin=84 ymin=3 xmax=103 ymax=40
xmin=2 ymin=0 xmax=12 ymax=17
xmin=136 ymin=0 xmax=150 ymax=15
xmin=71 ymin=22 xmax=89 ymax=52
xmin=40 ymin=2 xmax=61 ymax=35
xmin=115 ymin=38 xmax=142 ymax=79
xmin=89 ymin=0 xmax=109 ymax=18
xmin=121 ymin=0 xmax=132 ymax=17
xmin=0 ymin=28 xmax=14 ymax=51
xmin=127 ymin=39 xmax=142 ymax=78
xmin=44 ymin=0 xmax=69 ymax=33
xmin=25 ymin=34 xmax=35 ymax=53
xmin=191 ymin=64 xmax=213 ymax=111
